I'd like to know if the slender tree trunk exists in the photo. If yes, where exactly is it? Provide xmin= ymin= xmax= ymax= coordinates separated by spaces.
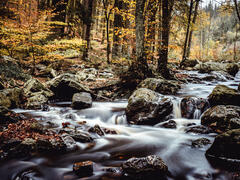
xmin=182 ymin=0 xmax=194 ymax=63
xmin=106 ymin=16 xmax=111 ymax=63
xmin=234 ymin=23 xmax=238 ymax=61
xmin=234 ymin=0 xmax=240 ymax=23
xmin=82 ymin=0 xmax=94 ymax=61
xmin=157 ymin=0 xmax=173 ymax=78
xmin=146 ymin=0 xmax=157 ymax=63
xmin=186 ymin=0 xmax=200 ymax=58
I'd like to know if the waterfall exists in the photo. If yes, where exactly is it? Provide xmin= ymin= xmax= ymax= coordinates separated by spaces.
xmin=193 ymin=109 xmax=201 ymax=119
xmin=172 ymin=99 xmax=182 ymax=119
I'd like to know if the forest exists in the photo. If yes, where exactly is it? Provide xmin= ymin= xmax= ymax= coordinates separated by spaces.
xmin=0 ymin=0 xmax=240 ymax=179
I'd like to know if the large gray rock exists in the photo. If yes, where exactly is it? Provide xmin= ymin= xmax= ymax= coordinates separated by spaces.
xmin=180 ymin=58 xmax=199 ymax=68
xmin=0 ymin=88 xmax=22 ymax=108
xmin=47 ymin=73 xmax=90 ymax=100
xmin=72 ymin=92 xmax=92 ymax=109
xmin=126 ymin=88 xmax=173 ymax=125
xmin=122 ymin=155 xmax=168 ymax=179
xmin=23 ymin=78 xmax=54 ymax=109
xmin=138 ymin=78 xmax=180 ymax=95
xmin=206 ymin=129 xmax=240 ymax=160
xmin=181 ymin=96 xmax=209 ymax=119
xmin=194 ymin=62 xmax=239 ymax=76
xmin=201 ymin=105 xmax=240 ymax=133
xmin=208 ymin=85 xmax=240 ymax=106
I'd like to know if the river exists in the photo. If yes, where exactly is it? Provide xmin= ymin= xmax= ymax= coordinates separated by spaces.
xmin=0 ymin=71 xmax=239 ymax=180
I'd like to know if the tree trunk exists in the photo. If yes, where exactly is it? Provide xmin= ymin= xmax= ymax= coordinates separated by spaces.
xmin=106 ymin=16 xmax=111 ymax=63
xmin=157 ymin=0 xmax=173 ymax=78
xmin=181 ymin=0 xmax=194 ymax=63
xmin=186 ymin=0 xmax=200 ymax=58
xmin=234 ymin=0 xmax=240 ymax=23
xmin=82 ymin=0 xmax=94 ymax=61
xmin=146 ymin=0 xmax=158 ymax=63
xmin=112 ymin=0 xmax=124 ymax=59
xmin=130 ymin=0 xmax=151 ymax=79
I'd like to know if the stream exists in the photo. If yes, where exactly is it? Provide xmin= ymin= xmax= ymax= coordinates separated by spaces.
xmin=0 ymin=71 xmax=240 ymax=180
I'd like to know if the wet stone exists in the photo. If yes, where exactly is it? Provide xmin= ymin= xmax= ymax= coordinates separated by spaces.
xmin=192 ymin=138 xmax=211 ymax=148
xmin=88 ymin=125 xmax=105 ymax=136
xmin=71 ymin=92 xmax=92 ymax=110
xmin=122 ymin=155 xmax=168 ymax=179
xmin=155 ymin=120 xmax=177 ymax=129
xmin=185 ymin=125 xmax=214 ymax=134
xmin=73 ymin=161 xmax=94 ymax=177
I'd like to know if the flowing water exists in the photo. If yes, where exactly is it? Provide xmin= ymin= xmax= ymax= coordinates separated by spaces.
xmin=1 ymin=71 xmax=240 ymax=180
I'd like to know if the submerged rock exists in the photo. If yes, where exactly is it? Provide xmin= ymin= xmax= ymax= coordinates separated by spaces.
xmin=73 ymin=161 xmax=94 ymax=177
xmin=192 ymin=138 xmax=211 ymax=148
xmin=181 ymin=96 xmax=209 ymax=119
xmin=126 ymin=88 xmax=173 ymax=125
xmin=47 ymin=73 xmax=90 ymax=100
xmin=155 ymin=120 xmax=177 ymax=129
xmin=138 ymin=78 xmax=180 ymax=95
xmin=201 ymin=105 xmax=240 ymax=133
xmin=72 ymin=92 xmax=92 ymax=110
xmin=206 ymin=129 xmax=240 ymax=160
xmin=185 ymin=125 xmax=214 ymax=134
xmin=208 ymin=85 xmax=240 ymax=106
xmin=122 ymin=155 xmax=168 ymax=179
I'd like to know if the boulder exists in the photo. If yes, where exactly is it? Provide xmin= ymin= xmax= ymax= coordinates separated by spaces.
xmin=138 ymin=78 xmax=180 ymax=95
xmin=23 ymin=78 xmax=54 ymax=109
xmin=0 ymin=106 xmax=19 ymax=125
xmin=61 ymin=134 xmax=78 ymax=152
xmin=122 ymin=155 xmax=168 ymax=179
xmin=0 ymin=88 xmax=22 ymax=108
xmin=71 ymin=92 xmax=92 ymax=110
xmin=73 ymin=161 xmax=94 ymax=177
xmin=126 ymin=88 xmax=173 ymax=125
xmin=195 ymin=62 xmax=239 ymax=76
xmin=208 ymin=85 xmax=240 ymax=106
xmin=226 ymin=63 xmax=239 ymax=76
xmin=47 ymin=73 xmax=90 ymax=100
xmin=180 ymin=58 xmax=199 ymax=68
xmin=206 ymin=129 xmax=240 ymax=160
xmin=180 ymin=96 xmax=209 ymax=119
xmin=201 ymin=105 xmax=240 ymax=133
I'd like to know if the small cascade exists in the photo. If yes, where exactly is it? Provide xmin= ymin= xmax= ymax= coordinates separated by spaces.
xmin=172 ymin=99 xmax=182 ymax=119
xmin=193 ymin=109 xmax=201 ymax=119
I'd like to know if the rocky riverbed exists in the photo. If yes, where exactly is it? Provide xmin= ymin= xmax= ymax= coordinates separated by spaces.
xmin=0 ymin=56 xmax=240 ymax=180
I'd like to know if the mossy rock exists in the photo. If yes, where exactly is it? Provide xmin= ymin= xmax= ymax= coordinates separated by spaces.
xmin=138 ymin=78 xmax=181 ymax=95
xmin=206 ymin=129 xmax=240 ymax=160
xmin=126 ymin=88 xmax=173 ymax=125
xmin=208 ymin=85 xmax=240 ymax=106
xmin=0 ymin=88 xmax=22 ymax=108
xmin=201 ymin=105 xmax=240 ymax=133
